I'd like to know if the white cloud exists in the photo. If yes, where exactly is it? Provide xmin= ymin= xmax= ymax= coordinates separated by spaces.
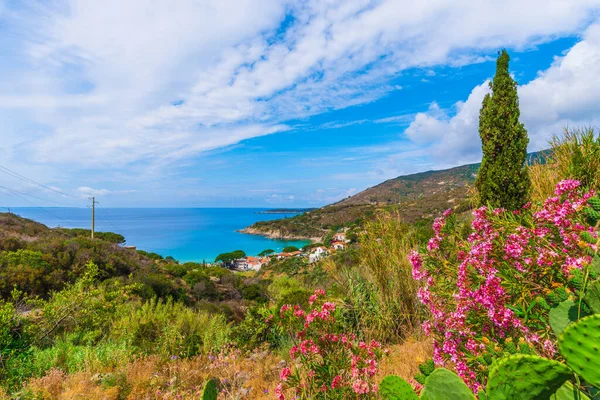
xmin=76 ymin=186 xmax=111 ymax=197
xmin=403 ymin=82 xmax=490 ymax=164
xmin=0 ymin=0 xmax=599 ymax=179
xmin=398 ymin=20 xmax=600 ymax=171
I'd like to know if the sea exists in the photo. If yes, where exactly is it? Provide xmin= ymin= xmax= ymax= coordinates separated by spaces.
xmin=7 ymin=207 xmax=310 ymax=263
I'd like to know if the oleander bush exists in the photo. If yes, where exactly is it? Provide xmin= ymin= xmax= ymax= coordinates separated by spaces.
xmin=409 ymin=179 xmax=599 ymax=392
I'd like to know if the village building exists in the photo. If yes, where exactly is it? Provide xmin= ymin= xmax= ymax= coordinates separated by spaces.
xmin=331 ymin=241 xmax=346 ymax=250
xmin=309 ymin=246 xmax=328 ymax=263
xmin=332 ymin=232 xmax=351 ymax=243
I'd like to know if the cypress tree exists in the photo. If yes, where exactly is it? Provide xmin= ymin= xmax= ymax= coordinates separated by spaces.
xmin=476 ymin=49 xmax=530 ymax=210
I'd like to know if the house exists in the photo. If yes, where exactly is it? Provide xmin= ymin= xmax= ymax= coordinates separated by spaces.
xmin=309 ymin=246 xmax=328 ymax=263
xmin=331 ymin=241 xmax=346 ymax=250
xmin=233 ymin=256 xmax=269 ymax=271
xmin=277 ymin=250 xmax=303 ymax=260
xmin=333 ymin=232 xmax=351 ymax=243
xmin=246 ymin=256 xmax=269 ymax=271
xmin=233 ymin=258 xmax=249 ymax=270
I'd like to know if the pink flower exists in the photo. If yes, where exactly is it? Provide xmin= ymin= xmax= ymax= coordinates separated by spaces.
xmin=331 ymin=375 xmax=343 ymax=389
xmin=280 ymin=367 xmax=291 ymax=381
xmin=279 ymin=304 xmax=291 ymax=317
xmin=275 ymin=383 xmax=285 ymax=400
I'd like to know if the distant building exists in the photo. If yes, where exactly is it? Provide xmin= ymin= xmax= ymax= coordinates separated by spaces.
xmin=309 ymin=246 xmax=328 ymax=263
xmin=246 ymin=256 xmax=269 ymax=271
xmin=277 ymin=250 xmax=302 ymax=260
xmin=331 ymin=241 xmax=346 ymax=250
xmin=233 ymin=256 xmax=269 ymax=271
xmin=333 ymin=232 xmax=351 ymax=243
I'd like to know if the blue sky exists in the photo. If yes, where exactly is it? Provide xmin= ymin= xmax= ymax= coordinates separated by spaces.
xmin=1 ymin=1 xmax=600 ymax=208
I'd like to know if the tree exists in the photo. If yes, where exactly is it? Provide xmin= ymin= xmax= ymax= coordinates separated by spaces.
xmin=476 ymin=49 xmax=530 ymax=210
xmin=215 ymin=250 xmax=246 ymax=266
xmin=282 ymin=246 xmax=299 ymax=253
xmin=258 ymin=249 xmax=275 ymax=256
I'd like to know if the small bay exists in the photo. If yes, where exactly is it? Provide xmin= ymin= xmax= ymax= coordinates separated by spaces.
xmin=8 ymin=207 xmax=309 ymax=262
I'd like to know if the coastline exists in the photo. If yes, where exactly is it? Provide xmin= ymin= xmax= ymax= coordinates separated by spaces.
xmin=239 ymin=226 xmax=320 ymax=243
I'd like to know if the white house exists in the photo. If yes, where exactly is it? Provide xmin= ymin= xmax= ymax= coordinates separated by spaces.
xmin=309 ymin=246 xmax=328 ymax=263
xmin=331 ymin=241 xmax=346 ymax=250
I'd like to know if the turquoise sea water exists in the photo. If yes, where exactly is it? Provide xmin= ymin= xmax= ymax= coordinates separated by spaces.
xmin=8 ymin=208 xmax=309 ymax=262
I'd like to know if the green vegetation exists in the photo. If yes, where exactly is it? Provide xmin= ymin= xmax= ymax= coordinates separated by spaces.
xmin=476 ymin=49 xmax=530 ymax=210
xmin=214 ymin=249 xmax=245 ymax=266
xmin=281 ymin=245 xmax=299 ymax=253
xmin=258 ymin=248 xmax=275 ymax=256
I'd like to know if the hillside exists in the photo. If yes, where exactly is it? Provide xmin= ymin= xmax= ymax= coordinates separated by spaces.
xmin=242 ymin=163 xmax=479 ymax=240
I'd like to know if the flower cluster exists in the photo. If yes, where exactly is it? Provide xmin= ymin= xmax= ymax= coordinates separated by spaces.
xmin=276 ymin=290 xmax=384 ymax=399
xmin=409 ymin=180 xmax=597 ymax=391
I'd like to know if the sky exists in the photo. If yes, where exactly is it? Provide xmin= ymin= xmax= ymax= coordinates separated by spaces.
xmin=1 ymin=1 xmax=600 ymax=208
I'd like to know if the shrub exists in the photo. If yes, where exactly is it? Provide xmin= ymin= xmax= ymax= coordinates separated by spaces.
xmin=110 ymin=298 xmax=230 ymax=357
xmin=276 ymin=290 xmax=385 ymax=399
xmin=337 ymin=213 xmax=422 ymax=342
xmin=409 ymin=180 xmax=596 ymax=391
xmin=551 ymin=127 xmax=600 ymax=190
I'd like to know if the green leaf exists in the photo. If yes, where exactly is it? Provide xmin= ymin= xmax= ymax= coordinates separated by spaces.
xmin=549 ymin=300 xmax=579 ymax=337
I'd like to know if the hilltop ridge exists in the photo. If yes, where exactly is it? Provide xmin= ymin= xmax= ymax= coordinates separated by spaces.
xmin=242 ymin=162 xmax=479 ymax=240
xmin=242 ymin=151 xmax=549 ymax=240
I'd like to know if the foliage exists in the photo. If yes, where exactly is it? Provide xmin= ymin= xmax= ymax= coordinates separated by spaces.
xmin=282 ymin=246 xmax=299 ymax=253
xmin=379 ymin=375 xmax=418 ymax=400
xmin=276 ymin=290 xmax=385 ymax=399
xmin=57 ymin=228 xmax=126 ymax=244
xmin=409 ymin=180 xmax=597 ymax=391
xmin=258 ymin=249 xmax=275 ymax=256
xmin=136 ymin=249 xmax=164 ymax=260
xmin=476 ymin=49 xmax=530 ymax=210
xmin=201 ymin=379 xmax=218 ymax=400
xmin=230 ymin=305 xmax=286 ymax=350
xmin=380 ymin=369 xmax=474 ymax=400
xmin=529 ymin=128 xmax=600 ymax=204
xmin=558 ymin=313 xmax=600 ymax=388
xmin=551 ymin=127 xmax=600 ymax=191
xmin=340 ymin=213 xmax=422 ymax=342
xmin=486 ymin=354 xmax=572 ymax=399
xmin=110 ymin=298 xmax=230 ymax=357
xmin=214 ymin=250 xmax=246 ymax=265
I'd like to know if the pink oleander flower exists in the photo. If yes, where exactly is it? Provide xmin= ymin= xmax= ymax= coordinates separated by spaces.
xmin=277 ymin=291 xmax=384 ymax=398
xmin=331 ymin=375 xmax=343 ymax=389
xmin=275 ymin=383 xmax=285 ymax=400
xmin=410 ymin=180 xmax=597 ymax=390
xmin=279 ymin=304 xmax=291 ymax=317
xmin=280 ymin=367 xmax=291 ymax=381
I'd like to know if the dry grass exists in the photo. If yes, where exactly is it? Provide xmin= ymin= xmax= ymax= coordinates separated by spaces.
xmin=377 ymin=336 xmax=433 ymax=382
xmin=21 ymin=349 xmax=283 ymax=400
xmin=18 ymin=338 xmax=432 ymax=399
xmin=528 ymin=163 xmax=562 ymax=204
xmin=333 ymin=212 xmax=423 ymax=342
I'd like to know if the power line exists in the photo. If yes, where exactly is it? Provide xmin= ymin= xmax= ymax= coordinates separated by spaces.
xmin=0 ymin=184 xmax=82 ymax=207
xmin=95 ymin=204 xmax=121 ymax=233
xmin=0 ymin=164 xmax=81 ymax=201
xmin=0 ymin=187 xmax=71 ymax=226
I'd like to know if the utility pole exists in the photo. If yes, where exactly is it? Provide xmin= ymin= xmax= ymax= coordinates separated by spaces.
xmin=90 ymin=197 xmax=97 ymax=239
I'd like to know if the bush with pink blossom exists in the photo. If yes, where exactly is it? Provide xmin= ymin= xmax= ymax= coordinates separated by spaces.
xmin=275 ymin=289 xmax=385 ymax=399
xmin=409 ymin=180 xmax=599 ymax=392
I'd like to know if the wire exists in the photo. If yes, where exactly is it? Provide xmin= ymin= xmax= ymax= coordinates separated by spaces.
xmin=0 ymin=187 xmax=71 ymax=226
xmin=0 ymin=164 xmax=82 ymax=200
xmin=95 ymin=204 xmax=121 ymax=233
xmin=0 ymin=184 xmax=82 ymax=207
